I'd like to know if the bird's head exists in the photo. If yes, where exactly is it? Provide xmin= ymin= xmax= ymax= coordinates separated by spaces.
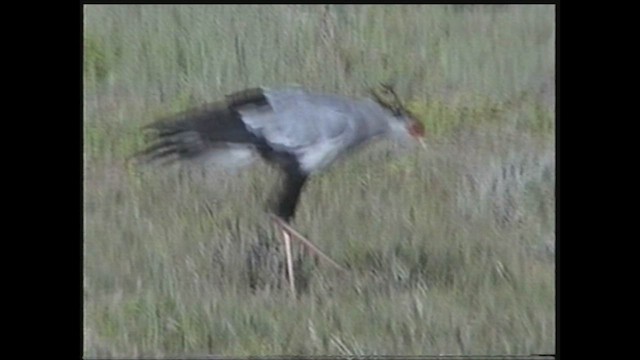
xmin=370 ymin=83 xmax=427 ymax=149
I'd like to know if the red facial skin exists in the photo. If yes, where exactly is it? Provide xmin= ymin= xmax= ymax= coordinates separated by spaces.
xmin=408 ymin=119 xmax=426 ymax=139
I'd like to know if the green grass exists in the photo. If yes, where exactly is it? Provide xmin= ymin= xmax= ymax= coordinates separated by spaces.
xmin=84 ymin=4 xmax=555 ymax=357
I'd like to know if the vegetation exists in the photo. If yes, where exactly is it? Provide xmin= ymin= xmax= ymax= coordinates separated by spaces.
xmin=84 ymin=5 xmax=555 ymax=357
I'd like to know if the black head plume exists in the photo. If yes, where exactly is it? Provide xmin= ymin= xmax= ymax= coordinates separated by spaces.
xmin=369 ymin=82 xmax=406 ymax=116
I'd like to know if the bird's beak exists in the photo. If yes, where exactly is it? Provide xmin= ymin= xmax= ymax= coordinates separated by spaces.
xmin=417 ymin=137 xmax=427 ymax=150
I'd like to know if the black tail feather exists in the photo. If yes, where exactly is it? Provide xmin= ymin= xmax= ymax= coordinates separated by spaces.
xmin=134 ymin=91 xmax=268 ymax=165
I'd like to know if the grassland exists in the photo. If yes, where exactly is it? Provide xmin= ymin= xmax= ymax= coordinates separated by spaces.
xmin=84 ymin=5 xmax=555 ymax=357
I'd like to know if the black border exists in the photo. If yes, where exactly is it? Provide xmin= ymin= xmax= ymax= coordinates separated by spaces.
xmin=79 ymin=3 xmax=561 ymax=359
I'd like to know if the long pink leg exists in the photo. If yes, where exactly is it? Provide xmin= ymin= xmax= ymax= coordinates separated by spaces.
xmin=271 ymin=214 xmax=346 ymax=273
xmin=281 ymin=229 xmax=296 ymax=296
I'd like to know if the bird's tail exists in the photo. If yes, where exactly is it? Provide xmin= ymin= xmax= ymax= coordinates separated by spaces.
xmin=131 ymin=101 xmax=261 ymax=168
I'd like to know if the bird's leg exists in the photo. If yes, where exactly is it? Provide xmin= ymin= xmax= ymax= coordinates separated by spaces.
xmin=271 ymin=214 xmax=346 ymax=272
xmin=272 ymin=170 xmax=308 ymax=291
xmin=270 ymin=169 xmax=345 ymax=295
xmin=281 ymin=228 xmax=296 ymax=296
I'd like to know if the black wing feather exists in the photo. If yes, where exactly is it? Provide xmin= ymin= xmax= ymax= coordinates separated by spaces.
xmin=134 ymin=89 xmax=270 ymax=164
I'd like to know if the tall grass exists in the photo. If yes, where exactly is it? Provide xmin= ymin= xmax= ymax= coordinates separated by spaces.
xmin=84 ymin=5 xmax=555 ymax=357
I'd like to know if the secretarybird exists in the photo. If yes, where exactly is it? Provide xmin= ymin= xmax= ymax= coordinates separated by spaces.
xmin=135 ymin=84 xmax=426 ymax=295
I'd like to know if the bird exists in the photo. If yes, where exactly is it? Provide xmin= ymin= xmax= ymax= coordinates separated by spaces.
xmin=134 ymin=84 xmax=426 ymax=295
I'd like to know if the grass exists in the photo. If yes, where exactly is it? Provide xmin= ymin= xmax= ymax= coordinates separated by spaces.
xmin=84 ymin=4 xmax=555 ymax=357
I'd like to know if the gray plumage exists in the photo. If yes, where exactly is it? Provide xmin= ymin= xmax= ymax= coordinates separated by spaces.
xmin=242 ymin=87 xmax=409 ymax=173
xmin=136 ymin=85 xmax=425 ymax=221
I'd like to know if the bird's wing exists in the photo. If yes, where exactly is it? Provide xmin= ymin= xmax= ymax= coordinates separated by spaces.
xmin=239 ymin=88 xmax=355 ymax=151
xmin=238 ymin=88 xmax=359 ymax=172
xmin=135 ymin=97 xmax=263 ymax=167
